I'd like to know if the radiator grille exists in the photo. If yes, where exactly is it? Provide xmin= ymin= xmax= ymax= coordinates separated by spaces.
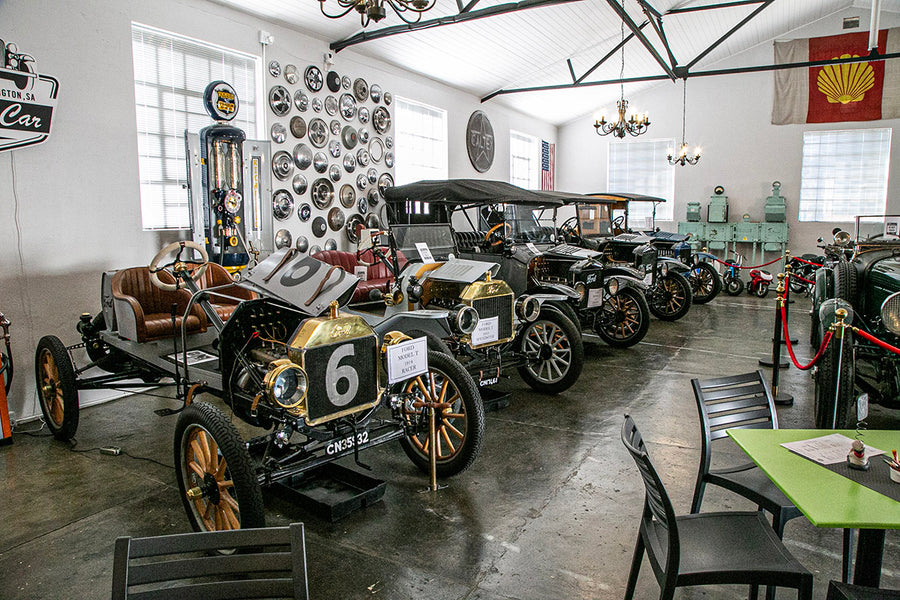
xmin=303 ymin=335 xmax=378 ymax=423
xmin=472 ymin=294 xmax=514 ymax=346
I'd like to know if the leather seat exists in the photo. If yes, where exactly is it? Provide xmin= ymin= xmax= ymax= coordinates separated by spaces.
xmin=313 ymin=249 xmax=406 ymax=303
xmin=111 ymin=267 xmax=207 ymax=342
xmin=195 ymin=263 xmax=256 ymax=322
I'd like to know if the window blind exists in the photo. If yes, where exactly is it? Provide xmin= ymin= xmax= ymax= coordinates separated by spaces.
xmin=510 ymin=130 xmax=540 ymax=190
xmin=799 ymin=128 xmax=891 ymax=222
xmin=607 ymin=138 xmax=675 ymax=225
xmin=394 ymin=96 xmax=448 ymax=185
xmin=131 ymin=23 xmax=259 ymax=230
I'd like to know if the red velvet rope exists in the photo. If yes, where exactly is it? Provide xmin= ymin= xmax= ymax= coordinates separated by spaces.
xmin=780 ymin=303 xmax=833 ymax=370
xmin=712 ymin=255 xmax=783 ymax=270
xmin=855 ymin=327 xmax=900 ymax=356
xmin=793 ymin=256 xmax=823 ymax=267
xmin=788 ymin=272 xmax=815 ymax=285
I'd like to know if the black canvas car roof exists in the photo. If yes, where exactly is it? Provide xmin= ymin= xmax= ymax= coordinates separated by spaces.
xmin=383 ymin=179 xmax=599 ymax=208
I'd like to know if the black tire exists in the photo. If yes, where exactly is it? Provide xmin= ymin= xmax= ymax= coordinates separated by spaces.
xmin=754 ymin=282 xmax=770 ymax=298
xmin=595 ymin=287 xmax=650 ymax=348
xmin=516 ymin=309 xmax=584 ymax=393
xmin=174 ymin=402 xmax=265 ymax=533
xmin=690 ymin=262 xmax=721 ymax=304
xmin=834 ymin=260 xmax=858 ymax=304
xmin=35 ymin=335 xmax=79 ymax=440
xmin=724 ymin=277 xmax=744 ymax=296
xmin=814 ymin=331 xmax=855 ymax=429
xmin=544 ymin=299 xmax=580 ymax=330
xmin=810 ymin=267 xmax=833 ymax=348
xmin=648 ymin=273 xmax=693 ymax=321
xmin=398 ymin=351 xmax=484 ymax=477
xmin=405 ymin=329 xmax=452 ymax=356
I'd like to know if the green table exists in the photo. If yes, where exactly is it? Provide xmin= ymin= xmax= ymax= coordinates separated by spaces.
xmin=729 ymin=429 xmax=900 ymax=587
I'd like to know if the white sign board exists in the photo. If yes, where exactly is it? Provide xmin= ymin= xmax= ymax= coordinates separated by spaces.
xmin=587 ymin=287 xmax=604 ymax=308
xmin=471 ymin=316 xmax=499 ymax=346
xmin=354 ymin=266 xmax=368 ymax=280
xmin=885 ymin=218 xmax=900 ymax=237
xmin=386 ymin=337 xmax=429 ymax=384
xmin=414 ymin=242 xmax=435 ymax=264
xmin=525 ymin=242 xmax=540 ymax=255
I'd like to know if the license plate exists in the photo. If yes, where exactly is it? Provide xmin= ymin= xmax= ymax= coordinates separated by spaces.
xmin=478 ymin=367 xmax=500 ymax=387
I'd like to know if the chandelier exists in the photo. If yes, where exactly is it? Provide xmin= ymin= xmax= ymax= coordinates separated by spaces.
xmin=594 ymin=22 xmax=650 ymax=139
xmin=319 ymin=0 xmax=435 ymax=26
xmin=667 ymin=79 xmax=701 ymax=166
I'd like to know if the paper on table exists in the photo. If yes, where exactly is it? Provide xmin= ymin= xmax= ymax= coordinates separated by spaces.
xmin=781 ymin=433 xmax=884 ymax=465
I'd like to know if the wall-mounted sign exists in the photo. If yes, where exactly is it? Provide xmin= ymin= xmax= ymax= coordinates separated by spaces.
xmin=466 ymin=110 xmax=494 ymax=173
xmin=0 ymin=38 xmax=59 ymax=152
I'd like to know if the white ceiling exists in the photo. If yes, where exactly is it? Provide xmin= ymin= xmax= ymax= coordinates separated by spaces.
xmin=211 ymin=0 xmax=899 ymax=125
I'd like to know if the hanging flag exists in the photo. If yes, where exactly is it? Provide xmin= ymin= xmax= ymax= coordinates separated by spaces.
xmin=773 ymin=28 xmax=900 ymax=124
xmin=541 ymin=140 xmax=555 ymax=191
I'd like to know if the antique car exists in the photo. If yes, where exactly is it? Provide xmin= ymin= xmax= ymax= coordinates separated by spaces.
xmin=383 ymin=179 xmax=653 ymax=349
xmin=567 ymin=193 xmax=721 ymax=305
xmin=34 ymin=241 xmax=484 ymax=532
xmin=338 ymin=220 xmax=585 ymax=393
xmin=811 ymin=216 xmax=900 ymax=429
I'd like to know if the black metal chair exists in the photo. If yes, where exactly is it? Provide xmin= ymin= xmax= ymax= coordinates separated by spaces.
xmin=111 ymin=524 xmax=309 ymax=600
xmin=827 ymin=580 xmax=900 ymax=599
xmin=621 ymin=415 xmax=813 ymax=600
xmin=690 ymin=371 xmax=803 ymax=539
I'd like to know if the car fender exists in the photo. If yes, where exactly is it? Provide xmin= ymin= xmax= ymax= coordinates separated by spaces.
xmin=694 ymin=251 xmax=718 ymax=263
xmin=530 ymin=283 xmax=581 ymax=299
xmin=603 ymin=268 xmax=649 ymax=291
xmin=660 ymin=257 xmax=690 ymax=275
xmin=366 ymin=310 xmax=454 ymax=343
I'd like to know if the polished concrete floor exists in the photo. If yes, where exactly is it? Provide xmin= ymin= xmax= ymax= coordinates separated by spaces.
xmin=2 ymin=293 xmax=898 ymax=599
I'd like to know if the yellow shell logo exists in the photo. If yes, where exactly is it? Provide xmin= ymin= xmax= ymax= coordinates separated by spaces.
xmin=817 ymin=54 xmax=875 ymax=104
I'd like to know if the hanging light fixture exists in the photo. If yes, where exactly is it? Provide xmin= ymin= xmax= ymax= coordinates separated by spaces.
xmin=667 ymin=78 xmax=701 ymax=166
xmin=594 ymin=21 xmax=650 ymax=139
xmin=319 ymin=0 xmax=435 ymax=26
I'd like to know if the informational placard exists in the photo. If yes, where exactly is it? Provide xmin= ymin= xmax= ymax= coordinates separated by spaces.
xmin=885 ymin=218 xmax=900 ymax=237
xmin=386 ymin=337 xmax=429 ymax=384
xmin=525 ymin=242 xmax=540 ymax=255
xmin=414 ymin=242 xmax=435 ymax=264
xmin=587 ymin=287 xmax=604 ymax=308
xmin=471 ymin=316 xmax=499 ymax=346
xmin=354 ymin=266 xmax=368 ymax=280
xmin=781 ymin=433 xmax=884 ymax=465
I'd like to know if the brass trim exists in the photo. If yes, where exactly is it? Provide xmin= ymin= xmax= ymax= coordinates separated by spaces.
xmin=262 ymin=359 xmax=308 ymax=411
xmin=459 ymin=279 xmax=515 ymax=349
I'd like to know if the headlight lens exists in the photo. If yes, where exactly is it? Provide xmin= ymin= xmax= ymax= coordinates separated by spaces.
xmin=515 ymin=295 xmax=541 ymax=322
xmin=265 ymin=361 xmax=308 ymax=409
xmin=819 ymin=298 xmax=854 ymax=331
xmin=881 ymin=291 xmax=900 ymax=336
xmin=660 ymin=261 xmax=669 ymax=277
xmin=451 ymin=305 xmax=479 ymax=334
xmin=834 ymin=230 xmax=851 ymax=246
xmin=606 ymin=277 xmax=619 ymax=296
xmin=574 ymin=282 xmax=586 ymax=300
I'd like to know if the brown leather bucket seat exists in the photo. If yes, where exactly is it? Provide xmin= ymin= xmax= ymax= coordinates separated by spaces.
xmin=110 ymin=267 xmax=207 ymax=342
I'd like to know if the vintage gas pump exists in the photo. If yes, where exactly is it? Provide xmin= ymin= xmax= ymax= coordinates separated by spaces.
xmin=185 ymin=81 xmax=273 ymax=273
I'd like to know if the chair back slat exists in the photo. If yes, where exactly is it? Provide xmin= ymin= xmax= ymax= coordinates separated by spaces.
xmin=128 ymin=527 xmax=290 ymax=558
xmin=694 ymin=371 xmax=761 ymax=389
xmin=709 ymin=419 xmax=773 ymax=440
xmin=704 ymin=395 xmax=770 ymax=417
xmin=128 ymin=553 xmax=292 ymax=586
xmin=127 ymin=578 xmax=294 ymax=600
xmin=698 ymin=382 xmax=766 ymax=403
xmin=708 ymin=407 xmax=774 ymax=431
xmin=621 ymin=416 xmax=677 ymax=535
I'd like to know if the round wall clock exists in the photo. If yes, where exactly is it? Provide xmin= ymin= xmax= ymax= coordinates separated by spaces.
xmin=466 ymin=110 xmax=494 ymax=173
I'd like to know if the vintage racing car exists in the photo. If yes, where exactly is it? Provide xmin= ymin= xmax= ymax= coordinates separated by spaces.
xmin=34 ymin=241 xmax=485 ymax=531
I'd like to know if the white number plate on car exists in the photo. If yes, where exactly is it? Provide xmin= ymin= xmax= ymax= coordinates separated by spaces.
xmin=386 ymin=336 xmax=429 ymax=384
xmin=471 ymin=316 xmax=499 ymax=346
xmin=587 ymin=287 xmax=604 ymax=308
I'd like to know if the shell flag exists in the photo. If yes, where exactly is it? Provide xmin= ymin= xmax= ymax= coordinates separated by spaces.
xmin=772 ymin=28 xmax=900 ymax=124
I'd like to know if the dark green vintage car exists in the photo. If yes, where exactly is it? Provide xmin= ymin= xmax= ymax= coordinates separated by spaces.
xmin=812 ymin=215 xmax=900 ymax=428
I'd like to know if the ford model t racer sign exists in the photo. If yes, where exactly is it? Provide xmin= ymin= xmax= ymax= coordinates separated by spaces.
xmin=0 ymin=38 xmax=58 ymax=152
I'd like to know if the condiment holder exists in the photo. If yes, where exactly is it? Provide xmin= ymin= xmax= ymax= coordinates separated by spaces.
xmin=887 ymin=450 xmax=900 ymax=483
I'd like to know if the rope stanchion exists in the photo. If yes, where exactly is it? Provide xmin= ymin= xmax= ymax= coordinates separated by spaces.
xmin=793 ymin=256 xmax=823 ymax=267
xmin=780 ymin=303 xmax=833 ymax=370
xmin=760 ymin=274 xmax=793 ymax=405
xmin=854 ymin=328 xmax=900 ymax=355
xmin=712 ymin=255 xmax=783 ymax=270
xmin=788 ymin=272 xmax=815 ymax=285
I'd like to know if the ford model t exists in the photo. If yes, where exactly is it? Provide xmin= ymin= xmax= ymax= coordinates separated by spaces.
xmin=812 ymin=216 xmax=900 ymax=429
xmin=35 ymin=241 xmax=484 ymax=531
xmin=383 ymin=179 xmax=654 ymax=349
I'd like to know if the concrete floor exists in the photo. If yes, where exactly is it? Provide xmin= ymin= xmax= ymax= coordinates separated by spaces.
xmin=1 ymin=293 xmax=898 ymax=599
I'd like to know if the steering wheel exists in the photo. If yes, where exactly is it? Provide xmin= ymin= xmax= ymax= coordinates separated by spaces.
xmin=612 ymin=215 xmax=625 ymax=229
xmin=484 ymin=223 xmax=512 ymax=247
xmin=559 ymin=216 xmax=580 ymax=242
xmin=149 ymin=241 xmax=210 ymax=292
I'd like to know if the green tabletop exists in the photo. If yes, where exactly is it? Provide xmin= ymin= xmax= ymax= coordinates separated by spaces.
xmin=728 ymin=429 xmax=900 ymax=529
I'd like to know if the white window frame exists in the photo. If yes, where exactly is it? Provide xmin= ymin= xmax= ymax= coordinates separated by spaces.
xmin=131 ymin=23 xmax=261 ymax=230
xmin=799 ymin=128 xmax=891 ymax=222
xmin=607 ymin=138 xmax=675 ymax=224
xmin=509 ymin=130 xmax=541 ymax=190
xmin=394 ymin=96 xmax=448 ymax=187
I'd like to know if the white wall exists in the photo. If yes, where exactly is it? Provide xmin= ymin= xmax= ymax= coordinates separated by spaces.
xmin=0 ymin=0 xmax=556 ymax=420
xmin=558 ymin=7 xmax=900 ymax=255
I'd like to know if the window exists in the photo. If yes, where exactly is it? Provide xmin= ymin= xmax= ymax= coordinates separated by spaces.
xmin=394 ymin=96 xmax=448 ymax=186
xmin=131 ymin=23 xmax=260 ymax=230
xmin=510 ymin=130 xmax=540 ymax=189
xmin=607 ymin=138 xmax=675 ymax=225
xmin=799 ymin=128 xmax=891 ymax=222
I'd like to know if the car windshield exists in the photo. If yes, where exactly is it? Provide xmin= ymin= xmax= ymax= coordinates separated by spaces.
xmin=855 ymin=215 xmax=900 ymax=242
xmin=483 ymin=203 xmax=557 ymax=243
xmin=577 ymin=203 xmax=614 ymax=238
xmin=391 ymin=223 xmax=457 ymax=261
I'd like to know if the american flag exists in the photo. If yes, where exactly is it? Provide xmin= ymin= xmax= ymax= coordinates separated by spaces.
xmin=541 ymin=140 xmax=555 ymax=191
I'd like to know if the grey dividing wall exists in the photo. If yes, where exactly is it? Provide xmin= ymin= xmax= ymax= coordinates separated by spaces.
xmin=0 ymin=0 xmax=556 ymax=420
xmin=558 ymin=6 xmax=900 ymax=256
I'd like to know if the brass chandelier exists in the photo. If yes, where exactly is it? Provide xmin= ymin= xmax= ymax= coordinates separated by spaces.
xmin=594 ymin=22 xmax=650 ymax=139
xmin=319 ymin=0 xmax=436 ymax=26
xmin=667 ymin=79 xmax=701 ymax=166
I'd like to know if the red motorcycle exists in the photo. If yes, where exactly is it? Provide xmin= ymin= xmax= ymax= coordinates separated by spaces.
xmin=747 ymin=268 xmax=773 ymax=298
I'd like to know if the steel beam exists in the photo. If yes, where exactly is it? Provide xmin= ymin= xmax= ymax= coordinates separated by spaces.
xmin=574 ymin=24 xmax=647 ymax=84
xmin=331 ymin=0 xmax=584 ymax=52
xmin=605 ymin=0 xmax=676 ymax=80
xmin=481 ymin=51 xmax=900 ymax=101
xmin=460 ymin=0 xmax=482 ymax=13
xmin=667 ymin=0 xmax=766 ymax=15
xmin=686 ymin=0 xmax=775 ymax=69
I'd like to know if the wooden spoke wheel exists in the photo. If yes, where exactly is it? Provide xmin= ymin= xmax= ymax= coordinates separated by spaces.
xmin=690 ymin=262 xmax=721 ymax=304
xmin=34 ymin=335 xmax=79 ymax=440
xmin=648 ymin=273 xmax=693 ymax=321
xmin=399 ymin=351 xmax=484 ymax=478
xmin=174 ymin=403 xmax=264 ymax=535
xmin=595 ymin=287 xmax=650 ymax=349
xmin=516 ymin=309 xmax=583 ymax=393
